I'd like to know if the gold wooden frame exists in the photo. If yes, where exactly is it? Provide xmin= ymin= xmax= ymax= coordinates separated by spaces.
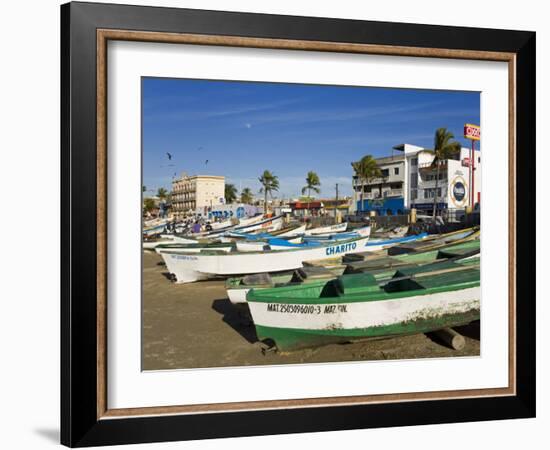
xmin=96 ymin=29 xmax=516 ymax=420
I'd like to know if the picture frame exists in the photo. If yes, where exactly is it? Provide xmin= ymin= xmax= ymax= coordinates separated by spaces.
xmin=61 ymin=1 xmax=536 ymax=446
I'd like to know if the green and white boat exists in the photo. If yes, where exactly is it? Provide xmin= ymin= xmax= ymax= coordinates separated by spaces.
xmin=228 ymin=240 xmax=479 ymax=304
xmin=246 ymin=258 xmax=480 ymax=351
xmin=343 ymin=239 xmax=480 ymax=274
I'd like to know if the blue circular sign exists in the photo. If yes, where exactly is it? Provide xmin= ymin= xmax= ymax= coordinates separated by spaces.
xmin=453 ymin=182 xmax=466 ymax=202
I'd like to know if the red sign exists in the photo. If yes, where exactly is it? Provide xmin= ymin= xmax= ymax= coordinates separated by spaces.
xmin=464 ymin=123 xmax=480 ymax=141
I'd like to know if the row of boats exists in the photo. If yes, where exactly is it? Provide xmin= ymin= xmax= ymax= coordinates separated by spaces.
xmin=143 ymin=214 xmax=480 ymax=352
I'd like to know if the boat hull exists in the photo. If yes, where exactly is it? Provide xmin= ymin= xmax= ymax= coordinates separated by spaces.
xmin=303 ymin=222 xmax=348 ymax=235
xmin=248 ymin=286 xmax=480 ymax=351
xmin=162 ymin=236 xmax=370 ymax=283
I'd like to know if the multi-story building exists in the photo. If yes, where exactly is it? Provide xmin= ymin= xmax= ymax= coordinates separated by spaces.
xmin=171 ymin=173 xmax=225 ymax=218
xmin=352 ymin=154 xmax=406 ymax=215
xmin=397 ymin=143 xmax=481 ymax=214
xmin=352 ymin=143 xmax=481 ymax=216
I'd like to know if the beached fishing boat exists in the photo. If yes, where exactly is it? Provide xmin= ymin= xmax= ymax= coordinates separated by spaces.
xmin=143 ymin=234 xmax=205 ymax=250
xmin=160 ymin=235 xmax=370 ymax=283
xmin=277 ymin=224 xmax=307 ymax=237
xmin=155 ymin=242 xmax=236 ymax=254
xmin=224 ymin=223 xmax=305 ymax=241
xmin=234 ymin=238 xmax=309 ymax=252
xmin=344 ymin=228 xmax=478 ymax=262
xmin=208 ymin=218 xmax=234 ymax=230
xmin=344 ymin=239 xmax=480 ymax=274
xmin=229 ymin=239 xmax=479 ymax=304
xmin=199 ymin=215 xmax=284 ymax=238
xmin=386 ymin=228 xmax=479 ymax=256
xmin=247 ymin=259 xmax=480 ymax=351
xmin=236 ymin=230 xmax=423 ymax=253
xmin=237 ymin=214 xmax=264 ymax=227
xmin=301 ymin=225 xmax=371 ymax=241
xmin=231 ymin=225 xmax=371 ymax=247
xmin=303 ymin=222 xmax=348 ymax=236
xmin=143 ymin=221 xmax=170 ymax=237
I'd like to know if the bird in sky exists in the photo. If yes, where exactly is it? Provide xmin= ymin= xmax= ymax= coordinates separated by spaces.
xmin=205 ymin=159 xmax=209 ymax=166
xmin=166 ymin=152 xmax=172 ymax=160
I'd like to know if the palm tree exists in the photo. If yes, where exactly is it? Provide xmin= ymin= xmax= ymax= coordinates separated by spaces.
xmin=157 ymin=187 xmax=168 ymax=200
xmin=431 ymin=128 xmax=462 ymax=219
xmin=351 ymin=155 xmax=381 ymax=212
xmin=143 ymin=197 xmax=155 ymax=215
xmin=225 ymin=183 xmax=238 ymax=204
xmin=258 ymin=170 xmax=280 ymax=214
xmin=240 ymin=187 xmax=253 ymax=204
xmin=301 ymin=171 xmax=321 ymax=216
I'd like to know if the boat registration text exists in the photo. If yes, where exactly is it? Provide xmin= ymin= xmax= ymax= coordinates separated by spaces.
xmin=266 ymin=303 xmax=348 ymax=314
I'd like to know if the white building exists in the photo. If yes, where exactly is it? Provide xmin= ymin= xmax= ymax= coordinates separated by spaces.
xmin=394 ymin=143 xmax=481 ymax=214
xmin=351 ymin=143 xmax=481 ymax=216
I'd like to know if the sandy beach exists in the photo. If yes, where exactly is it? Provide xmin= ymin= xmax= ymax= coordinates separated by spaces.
xmin=142 ymin=250 xmax=480 ymax=370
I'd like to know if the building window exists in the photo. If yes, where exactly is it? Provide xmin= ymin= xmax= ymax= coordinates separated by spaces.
xmin=423 ymin=190 xmax=429 ymax=199
xmin=394 ymin=167 xmax=399 ymax=175
xmin=411 ymin=158 xmax=418 ymax=166
xmin=411 ymin=190 xmax=417 ymax=200
xmin=410 ymin=173 xmax=417 ymax=188
xmin=381 ymin=169 xmax=389 ymax=177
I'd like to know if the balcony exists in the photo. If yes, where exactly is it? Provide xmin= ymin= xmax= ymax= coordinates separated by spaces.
xmin=361 ymin=189 xmax=403 ymax=200
xmin=384 ymin=189 xmax=403 ymax=198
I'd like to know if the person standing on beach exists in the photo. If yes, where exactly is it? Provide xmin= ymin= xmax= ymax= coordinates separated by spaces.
xmin=192 ymin=221 xmax=201 ymax=234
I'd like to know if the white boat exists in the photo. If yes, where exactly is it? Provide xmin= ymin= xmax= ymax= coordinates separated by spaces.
xmin=234 ymin=215 xmax=284 ymax=234
xmin=234 ymin=237 xmax=314 ymax=252
xmin=223 ymin=224 xmax=306 ymax=242
xmin=161 ymin=235 xmax=370 ymax=283
xmin=143 ymin=221 xmax=169 ymax=237
xmin=303 ymin=222 xmax=348 ymax=236
xmin=143 ymin=234 xmax=202 ymax=250
xmin=209 ymin=219 xmax=234 ymax=230
xmin=143 ymin=239 xmax=173 ymax=250
xmin=198 ymin=215 xmax=284 ymax=239
xmin=237 ymin=214 xmax=264 ymax=227
xmin=155 ymin=242 xmax=235 ymax=254
xmin=277 ymin=224 xmax=306 ymax=237
xmin=302 ymin=225 xmax=371 ymax=240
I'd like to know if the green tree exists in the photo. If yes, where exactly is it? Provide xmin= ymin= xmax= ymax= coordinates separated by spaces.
xmin=142 ymin=185 xmax=147 ymax=193
xmin=225 ymin=183 xmax=238 ymax=204
xmin=143 ymin=198 xmax=155 ymax=215
xmin=156 ymin=187 xmax=168 ymax=200
xmin=240 ymin=187 xmax=254 ymax=204
xmin=258 ymin=170 xmax=280 ymax=214
xmin=431 ymin=128 xmax=462 ymax=219
xmin=301 ymin=171 xmax=321 ymax=215
xmin=351 ymin=155 xmax=381 ymax=212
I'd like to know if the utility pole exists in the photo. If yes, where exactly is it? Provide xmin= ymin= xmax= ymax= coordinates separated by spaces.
xmin=335 ymin=183 xmax=339 ymax=219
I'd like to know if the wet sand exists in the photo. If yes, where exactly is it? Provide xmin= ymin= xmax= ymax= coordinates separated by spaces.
xmin=142 ymin=251 xmax=480 ymax=370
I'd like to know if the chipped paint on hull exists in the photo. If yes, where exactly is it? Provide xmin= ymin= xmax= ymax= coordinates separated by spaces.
xmin=255 ymin=309 xmax=480 ymax=351
xmin=249 ymin=286 xmax=480 ymax=351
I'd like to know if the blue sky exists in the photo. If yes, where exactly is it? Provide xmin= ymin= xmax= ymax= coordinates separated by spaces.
xmin=142 ymin=78 xmax=480 ymax=198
